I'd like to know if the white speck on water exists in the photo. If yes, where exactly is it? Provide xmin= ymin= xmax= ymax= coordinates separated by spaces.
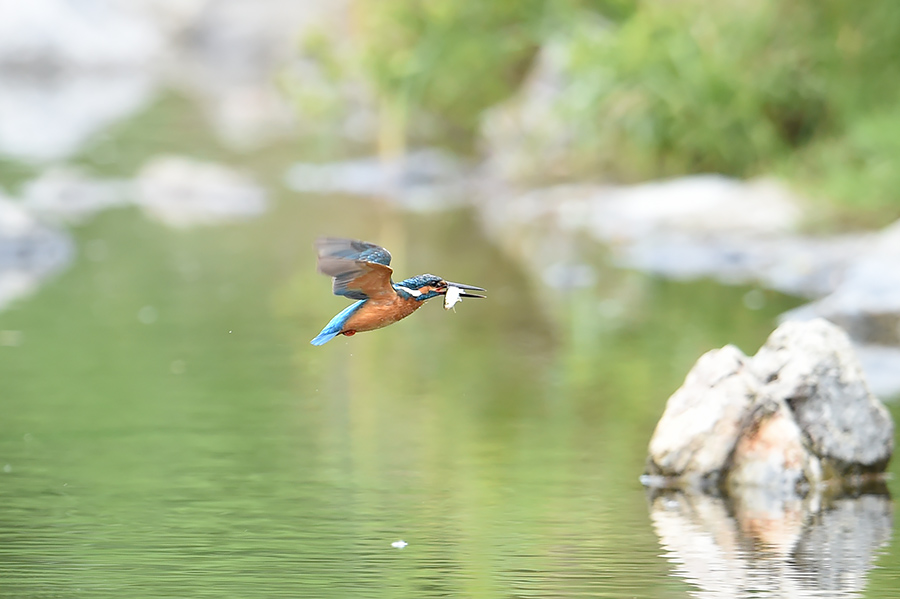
xmin=391 ymin=540 xmax=408 ymax=549
xmin=138 ymin=305 xmax=158 ymax=324
xmin=229 ymin=330 xmax=232 ymax=333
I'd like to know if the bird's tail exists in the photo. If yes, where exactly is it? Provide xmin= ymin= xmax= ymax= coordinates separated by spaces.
xmin=310 ymin=300 xmax=365 ymax=346
xmin=310 ymin=328 xmax=341 ymax=345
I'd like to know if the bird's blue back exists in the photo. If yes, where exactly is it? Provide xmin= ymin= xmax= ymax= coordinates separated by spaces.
xmin=310 ymin=300 xmax=366 ymax=345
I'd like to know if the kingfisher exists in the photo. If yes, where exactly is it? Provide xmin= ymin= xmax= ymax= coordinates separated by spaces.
xmin=311 ymin=237 xmax=485 ymax=346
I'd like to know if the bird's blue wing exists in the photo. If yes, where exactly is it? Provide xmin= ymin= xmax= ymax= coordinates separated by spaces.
xmin=310 ymin=300 xmax=366 ymax=345
xmin=315 ymin=238 xmax=395 ymax=300
xmin=315 ymin=238 xmax=391 ymax=266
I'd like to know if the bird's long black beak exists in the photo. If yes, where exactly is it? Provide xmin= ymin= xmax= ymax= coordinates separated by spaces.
xmin=445 ymin=281 xmax=486 ymax=298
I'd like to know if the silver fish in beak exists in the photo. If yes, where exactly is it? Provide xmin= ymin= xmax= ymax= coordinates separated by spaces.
xmin=442 ymin=281 xmax=485 ymax=311
xmin=444 ymin=285 xmax=463 ymax=311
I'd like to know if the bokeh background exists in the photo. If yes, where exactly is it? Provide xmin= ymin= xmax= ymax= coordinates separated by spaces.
xmin=1 ymin=1 xmax=900 ymax=597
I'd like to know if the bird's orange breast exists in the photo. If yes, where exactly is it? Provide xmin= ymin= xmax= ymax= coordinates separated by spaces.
xmin=342 ymin=295 xmax=423 ymax=333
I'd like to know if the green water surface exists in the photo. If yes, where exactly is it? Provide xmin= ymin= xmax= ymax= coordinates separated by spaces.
xmin=1 ymin=94 xmax=898 ymax=598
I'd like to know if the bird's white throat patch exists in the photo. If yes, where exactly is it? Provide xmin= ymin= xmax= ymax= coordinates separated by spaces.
xmin=396 ymin=285 xmax=422 ymax=297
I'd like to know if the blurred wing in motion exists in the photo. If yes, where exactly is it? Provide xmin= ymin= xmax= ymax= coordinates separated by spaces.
xmin=315 ymin=237 xmax=395 ymax=300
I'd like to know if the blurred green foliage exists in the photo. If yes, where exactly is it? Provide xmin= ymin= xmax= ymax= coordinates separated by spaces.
xmin=787 ymin=110 xmax=900 ymax=226
xmin=347 ymin=0 xmax=637 ymax=151
xmin=306 ymin=0 xmax=900 ymax=222
xmin=557 ymin=0 xmax=900 ymax=219
xmin=353 ymin=0 xmax=543 ymax=151
xmin=561 ymin=1 xmax=832 ymax=178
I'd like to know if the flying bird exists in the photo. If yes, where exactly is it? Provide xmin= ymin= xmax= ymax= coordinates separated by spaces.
xmin=311 ymin=237 xmax=485 ymax=345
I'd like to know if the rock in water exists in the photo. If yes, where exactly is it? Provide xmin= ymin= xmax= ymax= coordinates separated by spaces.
xmin=782 ymin=220 xmax=900 ymax=345
xmin=752 ymin=320 xmax=894 ymax=473
xmin=726 ymin=398 xmax=819 ymax=494
xmin=646 ymin=345 xmax=756 ymax=487
xmin=134 ymin=156 xmax=267 ymax=228
xmin=645 ymin=319 xmax=893 ymax=492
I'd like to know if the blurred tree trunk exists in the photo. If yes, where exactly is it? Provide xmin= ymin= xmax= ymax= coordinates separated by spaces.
xmin=377 ymin=93 xmax=408 ymax=162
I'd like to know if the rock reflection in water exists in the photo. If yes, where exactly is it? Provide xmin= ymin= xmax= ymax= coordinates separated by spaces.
xmin=649 ymin=489 xmax=892 ymax=598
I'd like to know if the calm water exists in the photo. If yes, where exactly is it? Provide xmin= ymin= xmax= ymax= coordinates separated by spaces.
xmin=1 ymin=94 xmax=899 ymax=598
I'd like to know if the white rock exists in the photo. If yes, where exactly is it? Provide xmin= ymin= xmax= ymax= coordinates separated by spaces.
xmin=163 ymin=0 xmax=352 ymax=150
xmin=0 ymin=0 xmax=162 ymax=162
xmin=0 ymin=194 xmax=72 ymax=311
xmin=0 ymin=0 xmax=161 ymax=69
xmin=481 ymin=35 xmax=576 ymax=183
xmin=134 ymin=156 xmax=267 ymax=228
xmin=587 ymin=175 xmax=801 ymax=241
xmin=781 ymin=220 xmax=900 ymax=346
xmin=752 ymin=320 xmax=894 ymax=469
xmin=726 ymin=400 xmax=817 ymax=494
xmin=0 ymin=71 xmax=157 ymax=163
xmin=285 ymin=149 xmax=472 ymax=212
xmin=20 ymin=167 xmax=128 ymax=225
xmin=646 ymin=319 xmax=894 ymax=488
xmin=647 ymin=345 xmax=756 ymax=484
